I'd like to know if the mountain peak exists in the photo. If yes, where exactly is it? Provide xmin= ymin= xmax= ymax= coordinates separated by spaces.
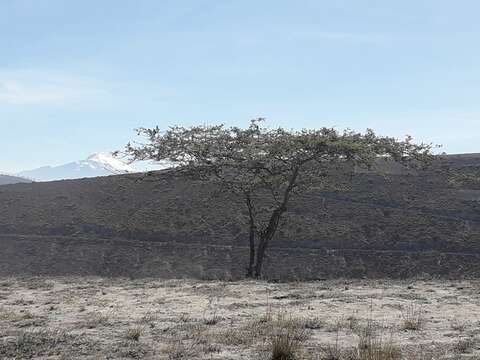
xmin=83 ymin=152 xmax=134 ymax=173
xmin=17 ymin=152 xmax=135 ymax=182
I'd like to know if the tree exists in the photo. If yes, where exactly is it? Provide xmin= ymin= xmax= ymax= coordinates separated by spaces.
xmin=122 ymin=119 xmax=434 ymax=278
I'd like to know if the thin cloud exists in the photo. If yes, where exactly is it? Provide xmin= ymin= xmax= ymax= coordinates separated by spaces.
xmin=0 ymin=69 xmax=110 ymax=106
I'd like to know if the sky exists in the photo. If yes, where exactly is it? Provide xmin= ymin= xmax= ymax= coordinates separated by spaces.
xmin=1 ymin=0 xmax=479 ymax=173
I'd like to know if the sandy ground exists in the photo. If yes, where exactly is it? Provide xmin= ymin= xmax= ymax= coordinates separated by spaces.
xmin=1 ymin=277 xmax=480 ymax=359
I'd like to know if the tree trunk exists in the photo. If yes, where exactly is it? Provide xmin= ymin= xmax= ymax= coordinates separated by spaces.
xmin=254 ymin=207 xmax=285 ymax=278
xmin=247 ymin=226 xmax=255 ymax=278
xmin=253 ymin=166 xmax=300 ymax=278
xmin=246 ymin=194 xmax=256 ymax=278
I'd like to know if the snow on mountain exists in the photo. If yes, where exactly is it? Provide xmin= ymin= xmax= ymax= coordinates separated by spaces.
xmin=17 ymin=152 xmax=136 ymax=182
xmin=83 ymin=152 xmax=134 ymax=173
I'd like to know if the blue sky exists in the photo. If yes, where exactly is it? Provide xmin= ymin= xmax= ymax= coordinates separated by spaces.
xmin=1 ymin=0 xmax=479 ymax=173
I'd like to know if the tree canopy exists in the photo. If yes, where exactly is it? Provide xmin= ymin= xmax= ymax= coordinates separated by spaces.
xmin=123 ymin=119 xmax=434 ymax=277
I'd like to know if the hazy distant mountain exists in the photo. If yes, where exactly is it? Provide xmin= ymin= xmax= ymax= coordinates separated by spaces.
xmin=0 ymin=174 xmax=32 ymax=185
xmin=17 ymin=152 xmax=136 ymax=182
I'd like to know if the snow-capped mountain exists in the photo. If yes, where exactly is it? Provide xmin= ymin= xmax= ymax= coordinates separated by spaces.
xmin=17 ymin=152 xmax=136 ymax=182
xmin=83 ymin=152 xmax=134 ymax=174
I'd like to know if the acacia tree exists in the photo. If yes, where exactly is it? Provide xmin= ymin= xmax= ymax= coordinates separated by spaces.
xmin=123 ymin=119 xmax=434 ymax=278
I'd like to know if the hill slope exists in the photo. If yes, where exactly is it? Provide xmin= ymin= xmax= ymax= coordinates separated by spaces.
xmin=1 ymin=154 xmax=480 ymax=279
xmin=0 ymin=174 xmax=32 ymax=186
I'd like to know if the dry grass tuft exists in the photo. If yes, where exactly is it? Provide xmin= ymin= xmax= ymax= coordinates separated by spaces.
xmin=203 ymin=316 xmax=222 ymax=325
xmin=400 ymin=304 xmax=424 ymax=331
xmin=81 ymin=311 xmax=111 ymax=329
xmin=304 ymin=317 xmax=325 ymax=330
xmin=449 ymin=318 xmax=467 ymax=332
xmin=267 ymin=313 xmax=309 ymax=360
xmin=125 ymin=326 xmax=144 ymax=342
xmin=452 ymin=337 xmax=476 ymax=354
xmin=0 ymin=329 xmax=71 ymax=358
xmin=163 ymin=340 xmax=196 ymax=360
xmin=140 ymin=311 xmax=158 ymax=324
xmin=349 ymin=315 xmax=402 ymax=360
xmin=354 ymin=335 xmax=401 ymax=360
xmin=321 ymin=339 xmax=344 ymax=360
xmin=203 ymin=295 xmax=222 ymax=325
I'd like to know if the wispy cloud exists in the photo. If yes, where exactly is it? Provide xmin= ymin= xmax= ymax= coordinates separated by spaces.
xmin=0 ymin=69 xmax=110 ymax=106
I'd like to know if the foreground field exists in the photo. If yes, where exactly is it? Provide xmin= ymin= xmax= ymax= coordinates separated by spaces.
xmin=1 ymin=277 xmax=479 ymax=359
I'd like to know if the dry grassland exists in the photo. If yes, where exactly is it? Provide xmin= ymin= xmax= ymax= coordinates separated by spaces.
xmin=1 ymin=277 xmax=480 ymax=359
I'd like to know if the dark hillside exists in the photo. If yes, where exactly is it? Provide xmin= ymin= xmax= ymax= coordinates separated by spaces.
xmin=1 ymin=154 xmax=479 ymax=279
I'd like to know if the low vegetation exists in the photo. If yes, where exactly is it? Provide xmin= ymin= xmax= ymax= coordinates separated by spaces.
xmin=400 ymin=304 xmax=424 ymax=331
xmin=267 ymin=314 xmax=309 ymax=360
